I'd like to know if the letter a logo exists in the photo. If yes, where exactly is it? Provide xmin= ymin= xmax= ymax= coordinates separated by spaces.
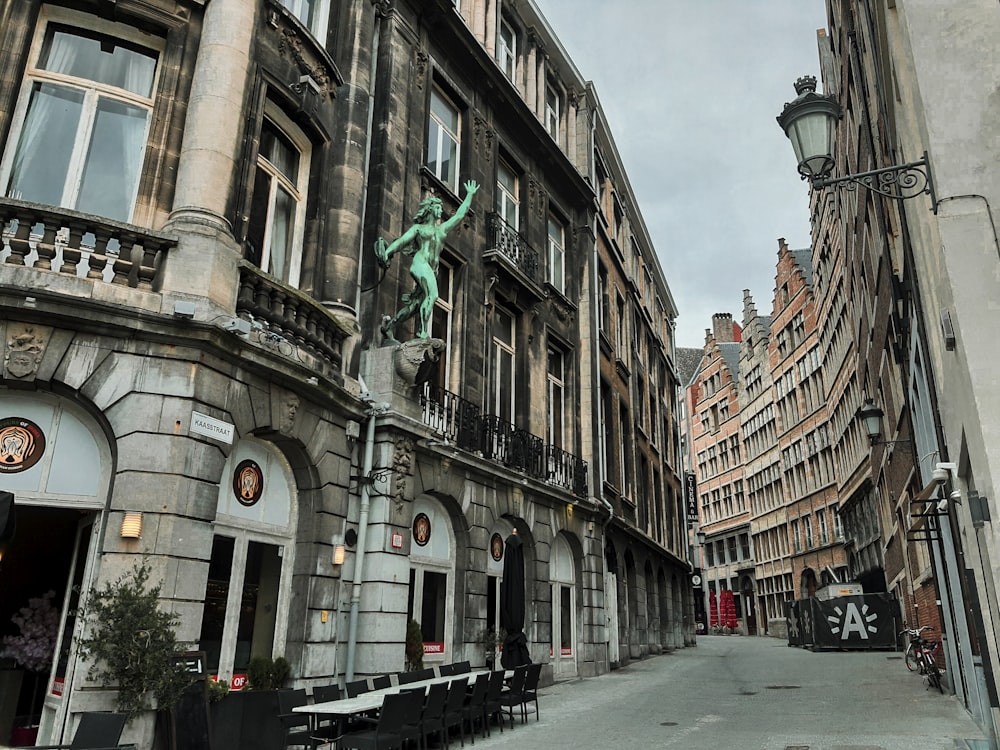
xmin=827 ymin=602 xmax=878 ymax=640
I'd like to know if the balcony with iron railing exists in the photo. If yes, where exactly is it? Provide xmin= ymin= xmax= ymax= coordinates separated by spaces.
xmin=420 ymin=385 xmax=588 ymax=498
xmin=485 ymin=213 xmax=544 ymax=294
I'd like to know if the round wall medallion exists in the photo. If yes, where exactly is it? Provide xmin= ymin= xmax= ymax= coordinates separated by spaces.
xmin=0 ymin=417 xmax=46 ymax=473
xmin=490 ymin=533 xmax=504 ymax=562
xmin=413 ymin=513 xmax=431 ymax=546
xmin=233 ymin=459 xmax=264 ymax=506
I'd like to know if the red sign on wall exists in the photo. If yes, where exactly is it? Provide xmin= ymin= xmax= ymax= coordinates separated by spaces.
xmin=423 ymin=642 xmax=444 ymax=655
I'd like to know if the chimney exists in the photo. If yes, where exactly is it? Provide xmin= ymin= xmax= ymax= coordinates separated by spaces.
xmin=712 ymin=313 xmax=735 ymax=343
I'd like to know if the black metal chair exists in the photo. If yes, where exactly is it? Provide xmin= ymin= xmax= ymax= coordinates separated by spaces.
xmin=397 ymin=687 xmax=426 ymax=749
xmin=278 ymin=688 xmax=315 ymax=750
xmin=338 ymin=690 xmax=420 ymax=750
xmin=396 ymin=670 xmax=420 ymax=685
xmin=451 ymin=661 xmax=471 ymax=674
xmin=438 ymin=663 xmax=457 ymax=676
xmin=417 ymin=681 xmax=449 ymax=750
xmin=481 ymin=670 xmax=507 ymax=736
xmin=346 ymin=678 xmax=371 ymax=697
xmin=33 ymin=712 xmax=130 ymax=750
xmin=372 ymin=674 xmax=392 ymax=690
xmin=498 ymin=665 xmax=528 ymax=726
xmin=309 ymin=684 xmax=344 ymax=749
xmin=520 ymin=662 xmax=542 ymax=722
xmin=462 ymin=672 xmax=489 ymax=741
xmin=442 ymin=679 xmax=468 ymax=748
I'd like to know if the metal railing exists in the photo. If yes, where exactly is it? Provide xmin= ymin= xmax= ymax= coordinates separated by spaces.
xmin=486 ymin=213 xmax=539 ymax=282
xmin=420 ymin=385 xmax=588 ymax=497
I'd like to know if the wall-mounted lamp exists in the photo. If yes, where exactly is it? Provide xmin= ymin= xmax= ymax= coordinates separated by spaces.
xmin=858 ymin=399 xmax=912 ymax=446
xmin=696 ymin=530 xmax=707 ymax=547
xmin=120 ymin=512 xmax=143 ymax=539
xmin=173 ymin=301 xmax=196 ymax=319
xmin=333 ymin=535 xmax=346 ymax=566
xmin=777 ymin=76 xmax=937 ymax=212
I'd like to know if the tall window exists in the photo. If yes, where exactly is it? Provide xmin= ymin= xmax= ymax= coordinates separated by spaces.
xmin=547 ymin=345 xmax=565 ymax=450
xmin=278 ymin=0 xmax=329 ymax=41
xmin=492 ymin=307 xmax=516 ymax=422
xmin=496 ymin=159 xmax=519 ymax=227
xmin=547 ymin=215 xmax=565 ymax=293
xmin=430 ymin=258 xmax=456 ymax=392
xmin=427 ymin=87 xmax=460 ymax=192
xmin=803 ymin=514 xmax=813 ymax=548
xmin=818 ymin=508 xmax=829 ymax=545
xmin=246 ymin=109 xmax=310 ymax=287
xmin=2 ymin=19 xmax=159 ymax=222
xmin=498 ymin=18 xmax=517 ymax=82
xmin=545 ymin=81 xmax=561 ymax=142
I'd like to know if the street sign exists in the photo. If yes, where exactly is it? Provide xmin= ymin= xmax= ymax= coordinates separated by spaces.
xmin=190 ymin=411 xmax=235 ymax=444
xmin=684 ymin=472 xmax=698 ymax=526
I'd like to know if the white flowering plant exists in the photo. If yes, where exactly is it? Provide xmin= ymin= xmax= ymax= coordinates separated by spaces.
xmin=1 ymin=590 xmax=60 ymax=673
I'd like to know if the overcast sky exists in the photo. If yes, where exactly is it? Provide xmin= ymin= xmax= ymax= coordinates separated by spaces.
xmin=533 ymin=0 xmax=830 ymax=349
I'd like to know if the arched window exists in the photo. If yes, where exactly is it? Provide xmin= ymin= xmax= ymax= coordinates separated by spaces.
xmin=550 ymin=535 xmax=576 ymax=676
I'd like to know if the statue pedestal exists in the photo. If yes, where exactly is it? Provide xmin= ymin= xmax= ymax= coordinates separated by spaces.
xmin=360 ymin=339 xmax=444 ymax=420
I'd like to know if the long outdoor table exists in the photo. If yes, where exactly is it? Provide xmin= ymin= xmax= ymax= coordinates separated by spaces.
xmin=292 ymin=670 xmax=512 ymax=721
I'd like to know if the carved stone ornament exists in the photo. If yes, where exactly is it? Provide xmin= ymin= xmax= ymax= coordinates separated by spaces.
xmin=392 ymin=436 xmax=414 ymax=504
xmin=393 ymin=338 xmax=444 ymax=385
xmin=4 ymin=326 xmax=47 ymax=380
xmin=278 ymin=392 xmax=300 ymax=436
xmin=278 ymin=28 xmax=332 ymax=96
xmin=414 ymin=50 xmax=429 ymax=90
xmin=372 ymin=0 xmax=393 ymax=18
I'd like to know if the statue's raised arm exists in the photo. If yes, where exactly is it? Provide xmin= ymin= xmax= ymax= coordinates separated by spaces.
xmin=439 ymin=180 xmax=479 ymax=234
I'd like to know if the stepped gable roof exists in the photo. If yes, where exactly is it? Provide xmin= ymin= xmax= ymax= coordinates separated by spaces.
xmin=791 ymin=247 xmax=814 ymax=289
xmin=718 ymin=342 xmax=741 ymax=384
xmin=676 ymin=347 xmax=704 ymax=388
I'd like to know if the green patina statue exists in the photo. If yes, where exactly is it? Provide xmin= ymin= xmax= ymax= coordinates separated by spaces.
xmin=376 ymin=180 xmax=479 ymax=344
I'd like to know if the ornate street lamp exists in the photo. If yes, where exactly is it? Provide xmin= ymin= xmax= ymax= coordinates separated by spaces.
xmin=777 ymin=76 xmax=937 ymax=211
xmin=858 ymin=398 xmax=912 ymax=446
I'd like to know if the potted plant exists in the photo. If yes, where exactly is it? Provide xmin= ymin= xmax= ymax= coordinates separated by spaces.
xmin=1 ymin=590 xmax=60 ymax=745
xmin=210 ymin=656 xmax=291 ymax=750
xmin=477 ymin=627 xmax=505 ymax=669
xmin=75 ymin=561 xmax=190 ymax=722
xmin=404 ymin=619 xmax=424 ymax=672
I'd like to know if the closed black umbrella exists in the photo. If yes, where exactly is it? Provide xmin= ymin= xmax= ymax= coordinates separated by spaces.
xmin=500 ymin=529 xmax=531 ymax=668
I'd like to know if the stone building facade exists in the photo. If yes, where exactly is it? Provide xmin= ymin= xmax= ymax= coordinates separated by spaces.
xmin=0 ymin=0 xmax=691 ymax=745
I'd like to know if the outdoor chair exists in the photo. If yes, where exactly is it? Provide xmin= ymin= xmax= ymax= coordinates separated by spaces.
xmin=278 ymin=688 xmax=315 ymax=750
xmin=462 ymin=672 xmax=489 ymax=741
xmin=417 ymin=681 xmax=449 ymax=750
xmin=519 ymin=663 xmax=542 ymax=722
xmin=32 ymin=712 xmax=131 ymax=750
xmin=498 ymin=665 xmax=528 ymax=727
xmin=397 ymin=687 xmax=426 ymax=749
xmin=372 ymin=674 xmax=392 ymax=690
xmin=338 ymin=690 xmax=420 ymax=750
xmin=347 ymin=679 xmax=372 ymax=697
xmin=438 ymin=663 xmax=457 ymax=676
xmin=442 ymin=678 xmax=468 ymax=749
xmin=480 ymin=670 xmax=507 ymax=736
xmin=451 ymin=661 xmax=471 ymax=674
xmin=309 ymin=684 xmax=344 ymax=748
xmin=396 ymin=670 xmax=421 ymax=685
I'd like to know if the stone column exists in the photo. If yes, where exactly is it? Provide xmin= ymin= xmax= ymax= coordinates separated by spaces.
xmin=161 ymin=0 xmax=256 ymax=306
xmin=536 ymin=51 xmax=547 ymax=125
xmin=526 ymin=36 xmax=538 ymax=120
xmin=484 ymin=0 xmax=497 ymax=58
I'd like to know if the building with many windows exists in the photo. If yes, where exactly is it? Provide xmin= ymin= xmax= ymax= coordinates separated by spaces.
xmin=0 ymin=0 xmax=691 ymax=745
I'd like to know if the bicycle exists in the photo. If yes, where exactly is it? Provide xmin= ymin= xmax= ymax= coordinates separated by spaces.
xmin=901 ymin=625 xmax=944 ymax=692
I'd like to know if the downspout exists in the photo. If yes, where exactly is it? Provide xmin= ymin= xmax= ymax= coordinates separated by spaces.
xmin=353 ymin=6 xmax=382 ymax=315
xmin=345 ymin=399 xmax=386 ymax=681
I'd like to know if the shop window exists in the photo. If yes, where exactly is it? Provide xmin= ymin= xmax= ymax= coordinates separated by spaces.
xmin=1 ymin=16 xmax=160 ymax=222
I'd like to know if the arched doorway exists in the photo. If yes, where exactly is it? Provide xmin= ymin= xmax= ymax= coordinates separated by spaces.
xmin=407 ymin=496 xmax=457 ymax=669
xmin=800 ymin=568 xmax=818 ymax=599
xmin=740 ymin=575 xmax=757 ymax=635
xmin=550 ymin=535 xmax=576 ymax=678
xmin=198 ymin=438 xmax=298 ymax=689
xmin=0 ymin=393 xmax=112 ymax=744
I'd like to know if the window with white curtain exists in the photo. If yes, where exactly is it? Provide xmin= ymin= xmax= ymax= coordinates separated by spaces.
xmin=1 ymin=14 xmax=160 ymax=223
xmin=498 ymin=17 xmax=517 ymax=82
xmin=495 ymin=159 xmax=519 ymax=227
xmin=278 ymin=0 xmax=330 ymax=41
xmin=427 ymin=87 xmax=461 ymax=193
xmin=245 ymin=106 xmax=310 ymax=288
xmin=547 ymin=214 xmax=565 ymax=293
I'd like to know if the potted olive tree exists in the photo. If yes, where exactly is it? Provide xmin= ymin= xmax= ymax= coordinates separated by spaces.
xmin=76 ymin=561 xmax=190 ymax=723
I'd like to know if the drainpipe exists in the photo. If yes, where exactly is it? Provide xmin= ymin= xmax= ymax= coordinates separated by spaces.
xmin=345 ymin=399 xmax=387 ymax=681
